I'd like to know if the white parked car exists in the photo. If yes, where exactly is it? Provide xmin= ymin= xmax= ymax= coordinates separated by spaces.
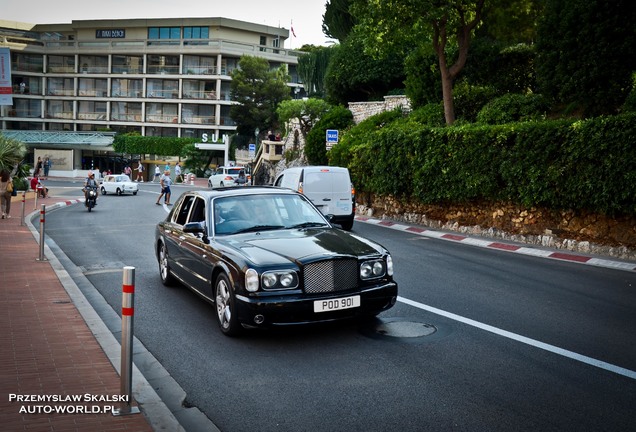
xmin=207 ymin=166 xmax=248 ymax=188
xmin=100 ymin=174 xmax=138 ymax=196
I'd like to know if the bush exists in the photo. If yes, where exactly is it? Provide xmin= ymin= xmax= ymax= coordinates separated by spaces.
xmin=343 ymin=111 xmax=636 ymax=215
xmin=477 ymin=93 xmax=550 ymax=124
xmin=305 ymin=106 xmax=354 ymax=165
xmin=453 ymin=82 xmax=500 ymax=123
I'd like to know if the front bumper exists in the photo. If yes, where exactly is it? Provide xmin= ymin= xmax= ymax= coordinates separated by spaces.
xmin=234 ymin=282 xmax=398 ymax=327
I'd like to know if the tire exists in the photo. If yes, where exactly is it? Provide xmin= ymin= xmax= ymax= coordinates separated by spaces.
xmin=117 ymin=188 xmax=122 ymax=196
xmin=133 ymin=191 xmax=138 ymax=196
xmin=214 ymin=273 xmax=242 ymax=336
xmin=220 ymin=181 xmax=224 ymax=187
xmin=158 ymin=242 xmax=176 ymax=286
xmin=87 ymin=204 xmax=92 ymax=212
xmin=340 ymin=217 xmax=354 ymax=231
xmin=100 ymin=187 xmax=106 ymax=195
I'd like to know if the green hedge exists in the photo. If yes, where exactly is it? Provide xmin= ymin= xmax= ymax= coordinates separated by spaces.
xmin=332 ymin=112 xmax=636 ymax=216
xmin=112 ymin=135 xmax=198 ymax=156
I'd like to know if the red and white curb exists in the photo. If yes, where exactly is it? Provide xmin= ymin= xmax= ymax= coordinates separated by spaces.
xmin=356 ymin=216 xmax=636 ymax=272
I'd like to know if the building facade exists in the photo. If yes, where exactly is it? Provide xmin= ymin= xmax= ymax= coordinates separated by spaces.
xmin=0 ymin=17 xmax=304 ymax=174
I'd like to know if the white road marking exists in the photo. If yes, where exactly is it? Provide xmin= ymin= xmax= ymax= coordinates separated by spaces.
xmin=398 ymin=296 xmax=636 ymax=380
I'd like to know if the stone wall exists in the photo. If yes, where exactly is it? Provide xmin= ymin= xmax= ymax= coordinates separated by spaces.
xmin=348 ymin=96 xmax=411 ymax=124
xmin=356 ymin=194 xmax=636 ymax=261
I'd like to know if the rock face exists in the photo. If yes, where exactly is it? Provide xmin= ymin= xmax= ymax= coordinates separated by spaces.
xmin=358 ymin=195 xmax=636 ymax=261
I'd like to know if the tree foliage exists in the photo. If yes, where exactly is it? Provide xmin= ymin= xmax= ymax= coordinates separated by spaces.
xmin=351 ymin=0 xmax=485 ymax=125
xmin=325 ymin=31 xmax=407 ymax=105
xmin=276 ymin=98 xmax=332 ymax=138
xmin=113 ymin=134 xmax=196 ymax=156
xmin=297 ymin=46 xmax=334 ymax=98
xmin=0 ymin=133 xmax=27 ymax=174
xmin=230 ymin=56 xmax=291 ymax=136
xmin=322 ymin=0 xmax=356 ymax=42
xmin=536 ymin=0 xmax=636 ymax=117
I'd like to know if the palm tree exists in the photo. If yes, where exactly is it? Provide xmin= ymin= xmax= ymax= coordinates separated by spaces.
xmin=0 ymin=133 xmax=27 ymax=174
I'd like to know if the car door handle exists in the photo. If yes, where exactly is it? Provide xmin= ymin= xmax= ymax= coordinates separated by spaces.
xmin=322 ymin=198 xmax=331 ymax=201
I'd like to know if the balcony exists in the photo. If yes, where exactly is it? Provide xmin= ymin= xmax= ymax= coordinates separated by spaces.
xmin=111 ymin=113 xmax=142 ymax=122
xmin=146 ymin=89 xmax=179 ymax=99
xmin=182 ymin=115 xmax=215 ymax=125
xmin=146 ymin=113 xmax=178 ymax=123
xmin=77 ymin=112 xmax=107 ymax=120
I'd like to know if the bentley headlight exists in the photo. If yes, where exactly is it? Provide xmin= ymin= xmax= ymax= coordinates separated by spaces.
xmin=262 ymin=273 xmax=278 ymax=288
xmin=360 ymin=259 xmax=387 ymax=280
xmin=261 ymin=270 xmax=298 ymax=290
xmin=245 ymin=268 xmax=259 ymax=292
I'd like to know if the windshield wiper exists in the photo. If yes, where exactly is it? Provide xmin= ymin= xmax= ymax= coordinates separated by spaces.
xmin=234 ymin=225 xmax=285 ymax=234
xmin=289 ymin=222 xmax=328 ymax=229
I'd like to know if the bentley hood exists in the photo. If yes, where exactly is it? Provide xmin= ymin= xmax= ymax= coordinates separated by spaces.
xmin=222 ymin=228 xmax=386 ymax=266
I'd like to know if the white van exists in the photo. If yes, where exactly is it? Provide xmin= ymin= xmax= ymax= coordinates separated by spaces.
xmin=274 ymin=166 xmax=355 ymax=230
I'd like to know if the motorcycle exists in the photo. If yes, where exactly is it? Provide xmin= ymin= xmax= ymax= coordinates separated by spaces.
xmin=85 ymin=187 xmax=98 ymax=212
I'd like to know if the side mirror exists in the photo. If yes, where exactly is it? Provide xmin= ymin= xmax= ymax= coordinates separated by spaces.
xmin=325 ymin=214 xmax=335 ymax=223
xmin=184 ymin=221 xmax=209 ymax=244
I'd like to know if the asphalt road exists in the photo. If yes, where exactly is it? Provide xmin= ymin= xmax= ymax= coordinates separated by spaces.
xmin=44 ymin=181 xmax=636 ymax=432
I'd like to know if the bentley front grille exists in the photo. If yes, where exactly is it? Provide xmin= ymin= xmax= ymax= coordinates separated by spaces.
xmin=303 ymin=259 xmax=358 ymax=294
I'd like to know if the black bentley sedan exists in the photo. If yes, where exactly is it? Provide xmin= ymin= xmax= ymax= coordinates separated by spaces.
xmin=155 ymin=187 xmax=398 ymax=336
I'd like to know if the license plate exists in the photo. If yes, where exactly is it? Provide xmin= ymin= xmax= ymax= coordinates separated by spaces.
xmin=314 ymin=295 xmax=360 ymax=313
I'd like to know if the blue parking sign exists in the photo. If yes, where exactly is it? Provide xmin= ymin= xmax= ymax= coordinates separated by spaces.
xmin=326 ymin=129 xmax=339 ymax=143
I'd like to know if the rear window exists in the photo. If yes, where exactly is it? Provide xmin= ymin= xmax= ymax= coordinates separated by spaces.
xmin=227 ymin=168 xmax=243 ymax=175
xmin=304 ymin=171 xmax=350 ymax=193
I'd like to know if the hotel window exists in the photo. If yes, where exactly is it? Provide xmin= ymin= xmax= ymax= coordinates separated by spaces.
xmin=47 ymin=77 xmax=74 ymax=96
xmin=184 ymin=27 xmax=209 ymax=39
xmin=112 ymin=55 xmax=143 ymax=74
xmin=112 ymin=79 xmax=143 ymax=98
xmin=47 ymin=55 xmax=74 ymax=73
xmin=148 ymin=27 xmax=181 ymax=39
xmin=78 ymin=78 xmax=107 ymax=97
xmin=78 ymin=101 xmax=107 ymax=120
xmin=79 ymin=55 xmax=108 ymax=74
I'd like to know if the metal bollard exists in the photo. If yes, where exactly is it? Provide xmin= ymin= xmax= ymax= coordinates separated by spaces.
xmin=113 ymin=266 xmax=140 ymax=416
xmin=20 ymin=191 xmax=26 ymax=226
xmin=36 ymin=204 xmax=48 ymax=262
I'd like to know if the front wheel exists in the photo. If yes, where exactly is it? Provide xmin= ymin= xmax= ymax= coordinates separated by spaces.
xmin=100 ymin=187 xmax=106 ymax=195
xmin=132 ymin=191 xmax=138 ymax=196
xmin=117 ymin=188 xmax=123 ymax=196
xmin=214 ymin=273 xmax=241 ymax=336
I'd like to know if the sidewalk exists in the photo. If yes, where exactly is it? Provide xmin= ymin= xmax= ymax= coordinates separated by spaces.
xmin=0 ymin=192 xmax=155 ymax=431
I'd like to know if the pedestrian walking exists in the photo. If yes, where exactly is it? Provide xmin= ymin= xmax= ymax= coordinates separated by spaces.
xmin=155 ymin=170 xmax=172 ymax=205
xmin=124 ymin=165 xmax=132 ymax=178
xmin=153 ymin=166 xmax=161 ymax=182
xmin=43 ymin=157 xmax=51 ymax=179
xmin=34 ymin=157 xmax=43 ymax=177
xmin=0 ymin=170 xmax=13 ymax=219
xmin=175 ymin=162 xmax=183 ymax=183
xmin=135 ymin=162 xmax=144 ymax=182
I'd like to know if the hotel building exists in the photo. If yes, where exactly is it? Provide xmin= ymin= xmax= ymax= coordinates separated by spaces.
xmin=0 ymin=17 xmax=304 ymax=173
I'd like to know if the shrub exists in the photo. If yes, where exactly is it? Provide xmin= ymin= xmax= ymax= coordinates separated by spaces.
xmin=477 ymin=93 xmax=550 ymax=124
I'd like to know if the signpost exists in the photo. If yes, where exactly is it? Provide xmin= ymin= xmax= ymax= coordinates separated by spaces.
xmin=326 ymin=129 xmax=338 ymax=150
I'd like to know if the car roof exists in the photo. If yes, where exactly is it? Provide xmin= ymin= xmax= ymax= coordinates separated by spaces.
xmin=185 ymin=186 xmax=296 ymax=199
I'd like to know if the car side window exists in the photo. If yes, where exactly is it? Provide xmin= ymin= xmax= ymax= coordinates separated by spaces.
xmin=175 ymin=195 xmax=195 ymax=225
xmin=188 ymin=197 xmax=206 ymax=224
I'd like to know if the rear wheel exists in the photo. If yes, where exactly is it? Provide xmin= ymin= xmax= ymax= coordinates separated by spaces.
xmin=158 ymin=242 xmax=176 ymax=286
xmin=214 ymin=273 xmax=241 ymax=336
xmin=100 ymin=187 xmax=106 ymax=194
xmin=340 ymin=216 xmax=354 ymax=231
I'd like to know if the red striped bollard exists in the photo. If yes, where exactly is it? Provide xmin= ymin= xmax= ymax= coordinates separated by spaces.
xmin=20 ymin=191 xmax=26 ymax=226
xmin=114 ymin=266 xmax=140 ymax=416
xmin=36 ymin=204 xmax=48 ymax=262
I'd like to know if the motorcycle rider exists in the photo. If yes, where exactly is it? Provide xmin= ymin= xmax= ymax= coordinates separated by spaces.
xmin=83 ymin=170 xmax=99 ymax=207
